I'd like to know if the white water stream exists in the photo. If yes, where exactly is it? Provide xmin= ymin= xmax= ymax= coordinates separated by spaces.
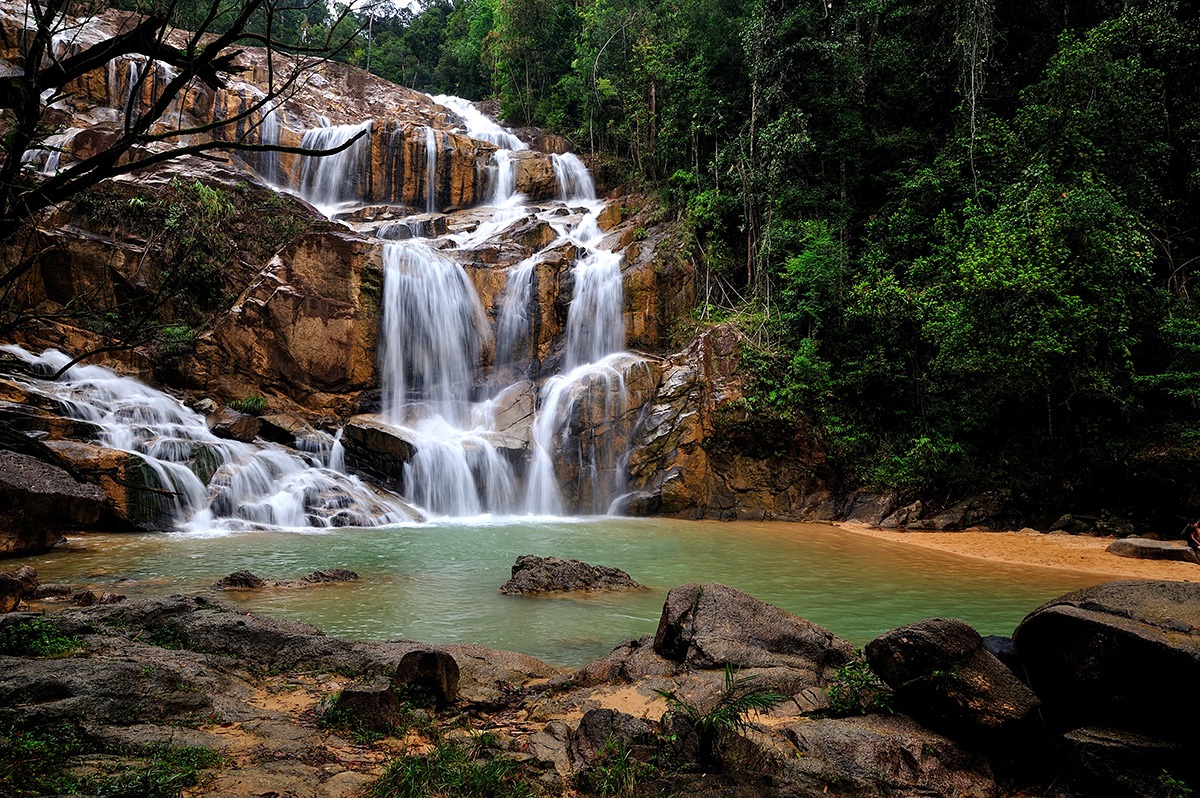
xmin=2 ymin=346 xmax=415 ymax=534
xmin=7 ymin=95 xmax=644 ymax=532
xmin=289 ymin=95 xmax=644 ymax=518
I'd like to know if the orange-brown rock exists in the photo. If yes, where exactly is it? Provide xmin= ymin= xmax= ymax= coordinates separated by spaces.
xmin=203 ymin=231 xmax=383 ymax=413
xmin=624 ymin=324 xmax=831 ymax=520
xmin=43 ymin=440 xmax=173 ymax=530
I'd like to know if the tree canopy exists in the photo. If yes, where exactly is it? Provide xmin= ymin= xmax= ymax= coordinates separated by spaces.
xmin=353 ymin=0 xmax=1199 ymax=515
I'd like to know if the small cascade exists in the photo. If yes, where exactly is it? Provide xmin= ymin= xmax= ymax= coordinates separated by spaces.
xmin=423 ymin=126 xmax=438 ymax=214
xmin=257 ymin=104 xmax=282 ymax=184
xmin=297 ymin=120 xmax=372 ymax=209
xmin=564 ymin=247 xmax=626 ymax=370
xmin=328 ymin=428 xmax=346 ymax=473
xmin=524 ymin=352 xmax=643 ymax=515
xmin=20 ymin=128 xmax=80 ymax=175
xmin=552 ymin=152 xmax=597 ymax=202
xmin=488 ymin=149 xmax=519 ymax=205
xmin=2 ymin=346 xmax=415 ymax=533
xmin=380 ymin=242 xmax=488 ymax=427
xmin=432 ymin=94 xmax=526 ymax=150
xmin=495 ymin=255 xmax=539 ymax=376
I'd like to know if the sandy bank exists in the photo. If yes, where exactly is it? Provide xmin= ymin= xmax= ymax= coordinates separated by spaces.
xmin=835 ymin=522 xmax=1199 ymax=582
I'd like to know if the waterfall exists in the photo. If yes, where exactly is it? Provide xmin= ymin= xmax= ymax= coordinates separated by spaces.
xmin=495 ymin=255 xmax=538 ymax=374
xmin=524 ymin=353 xmax=641 ymax=515
xmin=423 ymin=126 xmax=438 ymax=214
xmin=297 ymin=120 xmax=372 ymax=208
xmin=1 ymin=346 xmax=416 ymax=533
xmin=328 ymin=427 xmax=346 ymax=473
xmin=488 ymin=149 xmax=519 ymax=205
xmin=431 ymin=94 xmax=526 ymax=150
xmin=380 ymin=242 xmax=488 ymax=427
xmin=552 ymin=153 xmax=597 ymax=202
xmin=257 ymin=104 xmax=282 ymax=184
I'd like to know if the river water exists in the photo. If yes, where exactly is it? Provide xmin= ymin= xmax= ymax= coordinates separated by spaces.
xmin=14 ymin=519 xmax=1100 ymax=667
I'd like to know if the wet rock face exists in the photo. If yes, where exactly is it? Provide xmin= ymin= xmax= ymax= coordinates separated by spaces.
xmin=43 ymin=441 xmax=173 ymax=530
xmin=866 ymin=618 xmax=1041 ymax=742
xmin=205 ymin=231 xmax=384 ymax=414
xmin=1013 ymin=580 xmax=1200 ymax=741
xmin=0 ymin=450 xmax=105 ymax=556
xmin=625 ymin=324 xmax=832 ymax=521
xmin=499 ymin=556 xmax=643 ymax=594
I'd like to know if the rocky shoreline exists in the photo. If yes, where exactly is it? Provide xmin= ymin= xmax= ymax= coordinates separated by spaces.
xmin=2 ymin=579 xmax=1195 ymax=797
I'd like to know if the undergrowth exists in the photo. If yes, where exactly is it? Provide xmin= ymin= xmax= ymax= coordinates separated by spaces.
xmin=0 ymin=618 xmax=82 ymax=657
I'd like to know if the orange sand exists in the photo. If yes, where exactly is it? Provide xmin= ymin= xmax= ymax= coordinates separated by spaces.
xmin=835 ymin=522 xmax=1199 ymax=582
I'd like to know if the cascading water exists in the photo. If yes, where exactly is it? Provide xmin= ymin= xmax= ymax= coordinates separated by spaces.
xmin=552 ymin=152 xmax=597 ymax=202
xmin=1 ymin=346 xmax=416 ymax=533
xmin=423 ymin=126 xmax=438 ymax=213
xmin=256 ymin=104 xmax=282 ymax=185
xmin=297 ymin=120 xmax=372 ymax=209
xmin=354 ymin=96 xmax=645 ymax=517
xmin=380 ymin=242 xmax=487 ymax=427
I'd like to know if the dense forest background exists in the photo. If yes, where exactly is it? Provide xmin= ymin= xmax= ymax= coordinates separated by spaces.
xmin=150 ymin=0 xmax=1200 ymax=515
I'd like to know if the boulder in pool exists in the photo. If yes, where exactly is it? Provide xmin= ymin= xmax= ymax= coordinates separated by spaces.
xmin=1105 ymin=537 xmax=1198 ymax=563
xmin=214 ymin=571 xmax=267 ymax=589
xmin=654 ymin=582 xmax=855 ymax=675
xmin=1013 ymin=580 xmax=1200 ymax=740
xmin=500 ymin=555 xmax=643 ymax=594
xmin=865 ymin=618 xmax=1040 ymax=741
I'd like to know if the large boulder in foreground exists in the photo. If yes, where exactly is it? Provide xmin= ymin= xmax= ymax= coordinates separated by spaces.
xmin=0 ymin=449 xmax=105 ymax=555
xmin=772 ymin=714 xmax=997 ymax=798
xmin=653 ymin=583 xmax=854 ymax=677
xmin=500 ymin=555 xmax=643 ymax=594
xmin=866 ymin=618 xmax=1040 ymax=742
xmin=1013 ymin=580 xmax=1200 ymax=740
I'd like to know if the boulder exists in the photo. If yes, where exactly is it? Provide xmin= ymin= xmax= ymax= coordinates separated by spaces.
xmin=865 ymin=618 xmax=1040 ymax=741
xmin=214 ymin=571 xmax=267 ymax=589
xmin=98 ymin=591 xmax=126 ymax=605
xmin=43 ymin=441 xmax=173 ymax=530
xmin=0 ymin=572 xmax=22 ymax=613
xmin=653 ymin=583 xmax=854 ymax=679
xmin=569 ymin=708 xmax=655 ymax=770
xmin=0 ymin=649 xmax=213 ymax=727
xmin=341 ymin=414 xmax=418 ymax=491
xmin=500 ymin=555 xmax=643 ymax=594
xmin=563 ymin=635 xmax=679 ymax=688
xmin=1106 ymin=537 xmax=1198 ymax=563
xmin=1012 ymin=580 xmax=1200 ymax=740
xmin=206 ymin=408 xmax=261 ymax=443
xmin=323 ymin=680 xmax=407 ymax=733
xmin=32 ymin=583 xmax=73 ymax=599
xmin=392 ymin=649 xmax=460 ymax=708
xmin=295 ymin=568 xmax=360 ymax=585
xmin=0 ymin=450 xmax=105 ymax=555
xmin=14 ymin=565 xmax=39 ymax=597
xmin=773 ymin=714 xmax=997 ymax=798
xmin=1062 ymin=726 xmax=1192 ymax=798
xmin=73 ymin=590 xmax=98 ymax=607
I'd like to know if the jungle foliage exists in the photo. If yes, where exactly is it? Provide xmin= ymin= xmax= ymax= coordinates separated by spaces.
xmin=128 ymin=0 xmax=1200 ymax=509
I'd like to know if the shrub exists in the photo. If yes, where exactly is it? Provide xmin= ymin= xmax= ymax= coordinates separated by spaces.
xmin=825 ymin=655 xmax=893 ymax=717
xmin=228 ymin=394 xmax=267 ymax=415
xmin=0 ymin=619 xmax=82 ymax=657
